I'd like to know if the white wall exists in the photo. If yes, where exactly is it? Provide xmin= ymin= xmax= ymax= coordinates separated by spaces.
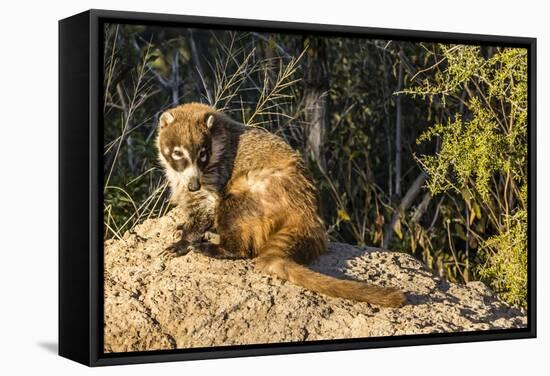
xmin=0 ymin=0 xmax=546 ymax=374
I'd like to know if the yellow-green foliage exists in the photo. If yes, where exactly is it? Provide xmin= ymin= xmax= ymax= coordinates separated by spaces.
xmin=408 ymin=45 xmax=528 ymax=307
xmin=417 ymin=103 xmax=505 ymax=202
xmin=479 ymin=210 xmax=527 ymax=307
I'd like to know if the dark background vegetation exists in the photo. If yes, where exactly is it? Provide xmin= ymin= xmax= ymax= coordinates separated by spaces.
xmin=103 ymin=23 xmax=528 ymax=307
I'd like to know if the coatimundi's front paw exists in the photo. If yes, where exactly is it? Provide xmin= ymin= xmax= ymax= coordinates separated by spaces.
xmin=158 ymin=239 xmax=193 ymax=258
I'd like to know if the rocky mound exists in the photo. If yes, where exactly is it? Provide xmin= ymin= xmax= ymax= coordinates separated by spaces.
xmin=104 ymin=208 xmax=526 ymax=353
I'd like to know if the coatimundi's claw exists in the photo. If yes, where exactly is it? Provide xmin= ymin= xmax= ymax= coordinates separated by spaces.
xmin=159 ymin=241 xmax=193 ymax=258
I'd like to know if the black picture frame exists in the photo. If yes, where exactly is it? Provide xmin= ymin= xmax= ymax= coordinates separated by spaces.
xmin=59 ymin=9 xmax=537 ymax=367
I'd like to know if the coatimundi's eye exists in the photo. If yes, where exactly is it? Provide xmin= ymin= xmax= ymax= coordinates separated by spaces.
xmin=172 ymin=149 xmax=184 ymax=160
xmin=199 ymin=148 xmax=208 ymax=163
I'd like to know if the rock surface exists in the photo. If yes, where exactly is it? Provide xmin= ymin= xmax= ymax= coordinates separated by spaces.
xmin=104 ymin=208 xmax=527 ymax=353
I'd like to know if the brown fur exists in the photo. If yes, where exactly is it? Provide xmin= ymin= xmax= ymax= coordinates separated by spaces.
xmin=157 ymin=103 xmax=406 ymax=308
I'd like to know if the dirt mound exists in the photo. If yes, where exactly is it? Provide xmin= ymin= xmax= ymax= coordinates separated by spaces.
xmin=104 ymin=207 xmax=526 ymax=353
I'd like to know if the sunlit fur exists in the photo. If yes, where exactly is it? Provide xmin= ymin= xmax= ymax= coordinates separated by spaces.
xmin=157 ymin=103 xmax=406 ymax=308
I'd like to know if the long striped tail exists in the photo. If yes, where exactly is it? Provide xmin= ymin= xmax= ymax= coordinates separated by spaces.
xmin=255 ymin=234 xmax=406 ymax=308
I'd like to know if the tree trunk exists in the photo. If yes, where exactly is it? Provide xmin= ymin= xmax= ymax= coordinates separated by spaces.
xmin=395 ymin=61 xmax=404 ymax=197
xmin=304 ymin=90 xmax=327 ymax=166
xmin=380 ymin=47 xmax=393 ymax=197
xmin=170 ymin=48 xmax=180 ymax=107
xmin=188 ymin=30 xmax=213 ymax=105
xmin=302 ymin=38 xmax=328 ymax=169
xmin=383 ymin=172 xmax=428 ymax=249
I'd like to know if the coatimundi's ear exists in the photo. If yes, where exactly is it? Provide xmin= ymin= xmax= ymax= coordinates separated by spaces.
xmin=206 ymin=114 xmax=215 ymax=129
xmin=159 ymin=111 xmax=175 ymax=129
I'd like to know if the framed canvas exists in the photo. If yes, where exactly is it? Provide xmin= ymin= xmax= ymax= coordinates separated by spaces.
xmin=58 ymin=9 xmax=536 ymax=366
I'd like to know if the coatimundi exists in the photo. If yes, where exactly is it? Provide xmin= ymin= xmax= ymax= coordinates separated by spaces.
xmin=156 ymin=102 xmax=406 ymax=307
